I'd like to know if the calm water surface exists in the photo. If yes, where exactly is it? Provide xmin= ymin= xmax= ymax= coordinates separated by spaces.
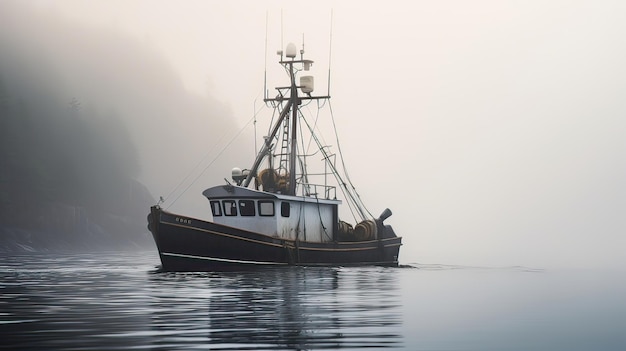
xmin=0 ymin=251 xmax=624 ymax=350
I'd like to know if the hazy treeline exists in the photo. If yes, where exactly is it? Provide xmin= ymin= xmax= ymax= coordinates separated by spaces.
xmin=0 ymin=69 xmax=155 ymax=251
xmin=0 ymin=82 xmax=140 ymax=206
xmin=0 ymin=2 xmax=247 ymax=251
xmin=0 ymin=3 xmax=156 ymax=250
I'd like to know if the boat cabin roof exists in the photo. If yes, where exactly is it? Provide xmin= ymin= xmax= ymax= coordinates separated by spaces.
xmin=202 ymin=185 xmax=341 ymax=205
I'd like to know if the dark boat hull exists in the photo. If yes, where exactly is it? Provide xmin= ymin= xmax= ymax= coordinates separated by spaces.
xmin=148 ymin=206 xmax=402 ymax=271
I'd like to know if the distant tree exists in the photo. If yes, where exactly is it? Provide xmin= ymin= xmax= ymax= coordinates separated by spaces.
xmin=69 ymin=97 xmax=81 ymax=111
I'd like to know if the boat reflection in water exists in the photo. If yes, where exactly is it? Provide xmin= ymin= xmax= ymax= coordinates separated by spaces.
xmin=147 ymin=266 xmax=403 ymax=350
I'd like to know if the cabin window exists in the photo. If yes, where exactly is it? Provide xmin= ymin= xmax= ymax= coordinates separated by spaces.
xmin=258 ymin=201 xmax=275 ymax=217
xmin=223 ymin=200 xmax=237 ymax=216
xmin=210 ymin=201 xmax=222 ymax=217
xmin=239 ymin=200 xmax=255 ymax=216
xmin=281 ymin=201 xmax=290 ymax=217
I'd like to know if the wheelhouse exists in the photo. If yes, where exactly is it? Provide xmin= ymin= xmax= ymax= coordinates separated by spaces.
xmin=203 ymin=185 xmax=340 ymax=243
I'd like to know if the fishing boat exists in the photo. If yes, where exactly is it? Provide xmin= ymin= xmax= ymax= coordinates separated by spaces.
xmin=148 ymin=42 xmax=402 ymax=271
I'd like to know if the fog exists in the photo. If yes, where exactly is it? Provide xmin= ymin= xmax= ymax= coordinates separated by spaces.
xmin=3 ymin=1 xmax=624 ymax=269
xmin=1 ymin=2 xmax=251 ymax=226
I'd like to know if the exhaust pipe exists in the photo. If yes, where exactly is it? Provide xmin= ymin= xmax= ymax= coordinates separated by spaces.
xmin=378 ymin=208 xmax=392 ymax=223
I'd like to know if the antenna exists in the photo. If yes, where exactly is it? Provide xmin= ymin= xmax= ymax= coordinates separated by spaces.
xmin=327 ymin=9 xmax=334 ymax=96
xmin=264 ymin=11 xmax=268 ymax=101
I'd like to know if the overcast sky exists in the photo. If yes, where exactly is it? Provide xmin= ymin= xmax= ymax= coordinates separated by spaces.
xmin=8 ymin=0 xmax=626 ymax=269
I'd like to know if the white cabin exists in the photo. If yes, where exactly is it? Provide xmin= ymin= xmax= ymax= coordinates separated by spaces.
xmin=203 ymin=185 xmax=340 ymax=243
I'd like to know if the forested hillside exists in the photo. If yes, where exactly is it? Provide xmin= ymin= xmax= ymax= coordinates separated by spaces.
xmin=0 ymin=76 xmax=155 ymax=251
xmin=0 ymin=3 xmax=245 ymax=251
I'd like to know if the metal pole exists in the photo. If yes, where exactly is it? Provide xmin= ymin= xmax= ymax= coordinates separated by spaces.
xmin=289 ymin=62 xmax=298 ymax=195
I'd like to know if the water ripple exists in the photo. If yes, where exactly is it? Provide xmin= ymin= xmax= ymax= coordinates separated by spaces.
xmin=0 ymin=252 xmax=403 ymax=350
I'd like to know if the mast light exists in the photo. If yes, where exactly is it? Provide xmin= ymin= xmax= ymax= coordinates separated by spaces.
xmin=300 ymin=76 xmax=314 ymax=93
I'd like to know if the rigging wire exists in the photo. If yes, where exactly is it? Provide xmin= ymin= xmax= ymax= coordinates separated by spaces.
xmin=266 ymin=102 xmax=278 ymax=136
xmin=297 ymin=106 xmax=332 ymax=196
xmin=254 ymin=98 xmax=258 ymax=156
xmin=328 ymin=100 xmax=374 ymax=219
xmin=296 ymin=110 xmax=316 ymax=195
xmin=296 ymin=99 xmax=372 ymax=222
xmin=315 ymin=196 xmax=332 ymax=241
xmin=165 ymin=99 xmax=265 ymax=209
xmin=303 ymin=103 xmax=321 ymax=155
xmin=297 ymin=114 xmax=307 ymax=191
xmin=299 ymin=110 xmax=361 ymax=223
xmin=161 ymin=128 xmax=229 ymax=204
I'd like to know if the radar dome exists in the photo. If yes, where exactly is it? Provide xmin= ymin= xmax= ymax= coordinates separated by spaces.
xmin=286 ymin=43 xmax=297 ymax=58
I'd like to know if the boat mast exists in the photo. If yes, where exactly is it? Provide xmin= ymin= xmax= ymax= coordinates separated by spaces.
xmin=243 ymin=42 xmax=329 ymax=195
xmin=288 ymin=60 xmax=298 ymax=195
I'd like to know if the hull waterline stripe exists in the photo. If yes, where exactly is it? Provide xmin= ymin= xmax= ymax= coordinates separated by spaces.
xmin=162 ymin=252 xmax=397 ymax=267
xmin=162 ymin=252 xmax=288 ymax=265
xmin=162 ymin=221 xmax=401 ymax=252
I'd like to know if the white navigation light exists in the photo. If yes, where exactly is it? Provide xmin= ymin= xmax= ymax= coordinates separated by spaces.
xmin=286 ymin=43 xmax=297 ymax=58
xmin=300 ymin=76 xmax=314 ymax=93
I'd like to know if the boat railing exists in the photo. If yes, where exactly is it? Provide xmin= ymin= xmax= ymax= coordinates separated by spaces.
xmin=299 ymin=182 xmax=337 ymax=200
